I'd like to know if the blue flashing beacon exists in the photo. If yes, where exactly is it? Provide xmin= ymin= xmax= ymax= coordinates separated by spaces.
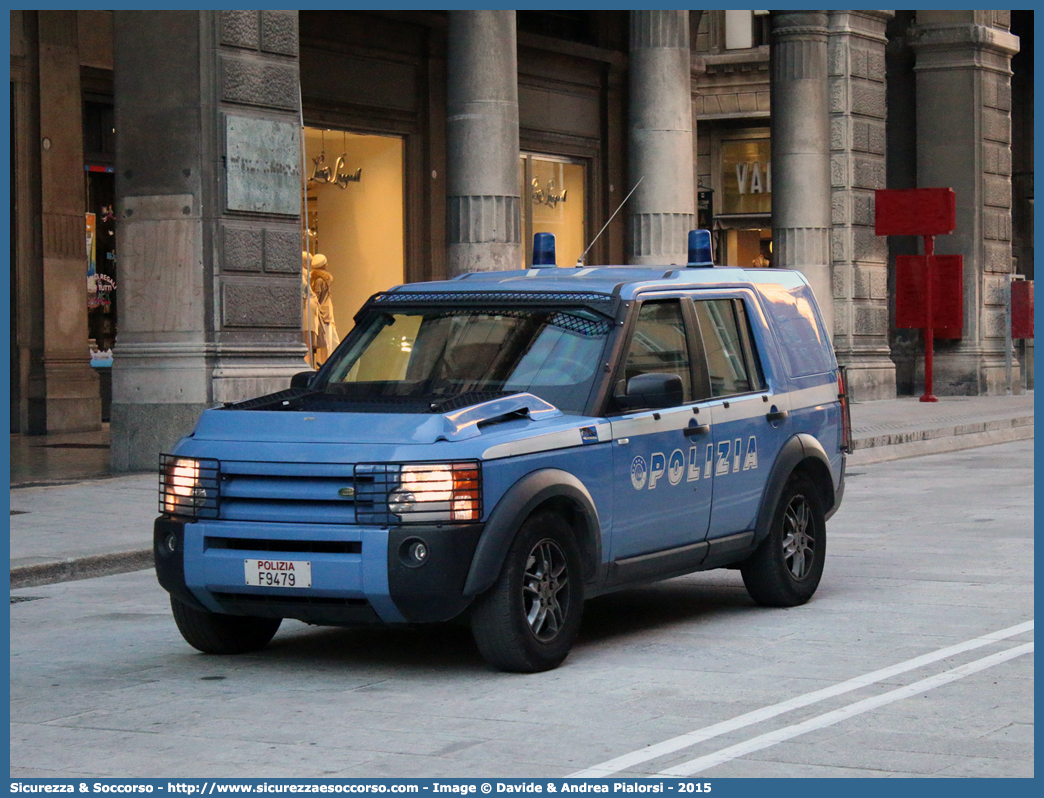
xmin=687 ymin=229 xmax=714 ymax=268
xmin=532 ymin=232 xmax=556 ymax=267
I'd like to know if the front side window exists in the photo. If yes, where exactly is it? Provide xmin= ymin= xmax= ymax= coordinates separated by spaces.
xmin=619 ymin=301 xmax=693 ymax=404
xmin=693 ymin=299 xmax=761 ymax=397
xmin=320 ymin=307 xmax=611 ymax=415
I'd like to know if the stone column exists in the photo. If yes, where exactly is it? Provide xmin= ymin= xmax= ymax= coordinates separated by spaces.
xmin=911 ymin=12 xmax=1020 ymax=395
xmin=445 ymin=11 xmax=520 ymax=276
xmin=770 ymin=11 xmax=833 ymax=335
xmin=10 ymin=10 xmax=44 ymax=434
xmin=34 ymin=11 xmax=102 ymax=433
xmin=628 ymin=10 xmax=694 ymax=266
xmin=882 ymin=12 xmax=922 ymax=394
xmin=112 ymin=10 xmax=306 ymax=470
xmin=827 ymin=11 xmax=896 ymax=400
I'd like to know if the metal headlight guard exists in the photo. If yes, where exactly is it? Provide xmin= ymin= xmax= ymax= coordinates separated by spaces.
xmin=158 ymin=454 xmax=220 ymax=520
xmin=354 ymin=461 xmax=481 ymax=525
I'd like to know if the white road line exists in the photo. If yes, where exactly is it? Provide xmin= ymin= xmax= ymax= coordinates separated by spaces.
xmin=569 ymin=620 xmax=1033 ymax=778
xmin=660 ymin=642 xmax=1034 ymax=776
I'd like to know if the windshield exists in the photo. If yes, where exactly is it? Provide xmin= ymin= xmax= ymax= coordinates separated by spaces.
xmin=319 ymin=307 xmax=612 ymax=414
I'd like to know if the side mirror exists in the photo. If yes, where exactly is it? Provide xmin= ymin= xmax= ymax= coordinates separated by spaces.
xmin=615 ymin=373 xmax=684 ymax=411
xmin=290 ymin=371 xmax=316 ymax=390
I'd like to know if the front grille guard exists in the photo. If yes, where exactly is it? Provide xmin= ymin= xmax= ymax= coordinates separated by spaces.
xmin=158 ymin=457 xmax=483 ymax=526
xmin=158 ymin=455 xmax=221 ymax=520
xmin=354 ymin=461 xmax=482 ymax=525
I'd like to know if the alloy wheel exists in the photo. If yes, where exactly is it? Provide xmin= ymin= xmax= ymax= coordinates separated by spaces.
xmin=522 ymin=539 xmax=570 ymax=642
xmin=782 ymin=495 xmax=816 ymax=581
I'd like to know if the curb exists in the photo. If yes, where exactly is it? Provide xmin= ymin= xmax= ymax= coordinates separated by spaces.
xmin=10 ymin=549 xmax=153 ymax=590
xmin=850 ymin=415 xmax=1033 ymax=450
xmin=849 ymin=417 xmax=1034 ymax=466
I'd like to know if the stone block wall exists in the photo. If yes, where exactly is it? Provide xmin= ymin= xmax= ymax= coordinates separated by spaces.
xmin=827 ymin=11 xmax=896 ymax=400
xmin=112 ymin=10 xmax=307 ymax=471
xmin=910 ymin=14 xmax=1019 ymax=395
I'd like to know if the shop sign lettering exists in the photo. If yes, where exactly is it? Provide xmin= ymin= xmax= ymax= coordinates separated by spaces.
xmin=734 ymin=161 xmax=771 ymax=195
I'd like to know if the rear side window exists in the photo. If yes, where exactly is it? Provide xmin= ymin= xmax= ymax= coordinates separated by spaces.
xmin=693 ymin=299 xmax=761 ymax=397
xmin=756 ymin=283 xmax=836 ymax=377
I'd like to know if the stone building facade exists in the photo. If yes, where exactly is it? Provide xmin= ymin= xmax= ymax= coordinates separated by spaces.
xmin=9 ymin=10 xmax=1033 ymax=471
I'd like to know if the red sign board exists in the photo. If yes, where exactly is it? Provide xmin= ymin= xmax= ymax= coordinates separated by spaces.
xmin=1011 ymin=280 xmax=1034 ymax=340
xmin=875 ymin=188 xmax=956 ymax=237
xmin=895 ymin=254 xmax=963 ymax=337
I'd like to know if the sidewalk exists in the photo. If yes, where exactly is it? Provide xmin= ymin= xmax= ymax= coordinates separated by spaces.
xmin=846 ymin=391 xmax=1035 ymax=465
xmin=8 ymin=392 xmax=1033 ymax=588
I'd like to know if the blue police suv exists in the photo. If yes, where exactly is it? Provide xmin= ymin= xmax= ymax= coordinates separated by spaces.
xmin=155 ymin=233 xmax=850 ymax=672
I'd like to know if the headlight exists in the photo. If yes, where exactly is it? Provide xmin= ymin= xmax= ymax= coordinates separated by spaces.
xmin=356 ymin=461 xmax=481 ymax=524
xmin=159 ymin=455 xmax=220 ymax=519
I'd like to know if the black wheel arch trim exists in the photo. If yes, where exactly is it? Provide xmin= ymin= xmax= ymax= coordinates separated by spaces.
xmin=462 ymin=468 xmax=602 ymax=598
xmin=826 ymin=458 xmax=845 ymax=522
xmin=754 ymin=434 xmax=837 ymax=547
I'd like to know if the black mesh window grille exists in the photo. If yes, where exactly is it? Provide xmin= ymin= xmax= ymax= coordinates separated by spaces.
xmin=415 ymin=308 xmax=612 ymax=338
xmin=371 ymin=290 xmax=615 ymax=312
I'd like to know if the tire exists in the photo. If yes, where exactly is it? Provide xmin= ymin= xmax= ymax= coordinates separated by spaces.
xmin=741 ymin=474 xmax=826 ymax=607
xmin=170 ymin=596 xmax=281 ymax=655
xmin=470 ymin=511 xmax=585 ymax=673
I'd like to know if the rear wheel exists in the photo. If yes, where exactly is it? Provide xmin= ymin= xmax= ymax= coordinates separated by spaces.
xmin=170 ymin=597 xmax=281 ymax=655
xmin=471 ymin=512 xmax=584 ymax=672
xmin=741 ymin=475 xmax=825 ymax=607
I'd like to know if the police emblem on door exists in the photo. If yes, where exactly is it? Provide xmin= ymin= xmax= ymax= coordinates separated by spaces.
xmin=630 ymin=456 xmax=648 ymax=490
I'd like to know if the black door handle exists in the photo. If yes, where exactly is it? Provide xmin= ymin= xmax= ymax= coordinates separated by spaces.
xmin=766 ymin=410 xmax=788 ymax=423
xmin=684 ymin=422 xmax=711 ymax=438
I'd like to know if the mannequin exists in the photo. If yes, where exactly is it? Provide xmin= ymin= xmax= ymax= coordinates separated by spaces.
xmin=309 ymin=253 xmax=340 ymax=364
xmin=302 ymin=251 xmax=321 ymax=363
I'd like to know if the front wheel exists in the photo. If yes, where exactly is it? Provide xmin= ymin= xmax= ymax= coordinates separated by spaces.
xmin=170 ymin=597 xmax=281 ymax=655
xmin=741 ymin=475 xmax=826 ymax=607
xmin=470 ymin=512 xmax=585 ymax=673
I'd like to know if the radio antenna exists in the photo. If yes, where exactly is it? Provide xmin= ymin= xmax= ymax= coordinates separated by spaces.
xmin=575 ymin=176 xmax=644 ymax=267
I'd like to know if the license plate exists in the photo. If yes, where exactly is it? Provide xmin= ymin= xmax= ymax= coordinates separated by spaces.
xmin=244 ymin=559 xmax=311 ymax=588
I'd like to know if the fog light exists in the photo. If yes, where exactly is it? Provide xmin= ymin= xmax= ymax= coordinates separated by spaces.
xmin=410 ymin=541 xmax=428 ymax=563
xmin=165 ymin=533 xmax=177 ymax=553
xmin=399 ymin=537 xmax=430 ymax=568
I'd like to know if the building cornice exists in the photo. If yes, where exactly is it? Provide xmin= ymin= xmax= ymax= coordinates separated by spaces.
xmin=910 ymin=22 xmax=1019 ymax=75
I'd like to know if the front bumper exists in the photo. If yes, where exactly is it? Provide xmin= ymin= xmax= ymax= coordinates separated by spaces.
xmin=154 ymin=517 xmax=484 ymax=625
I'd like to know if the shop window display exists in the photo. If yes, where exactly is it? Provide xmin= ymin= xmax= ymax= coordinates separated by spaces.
xmin=519 ymin=154 xmax=586 ymax=268
xmin=302 ymin=127 xmax=404 ymax=365
xmin=85 ymin=167 xmax=117 ymax=421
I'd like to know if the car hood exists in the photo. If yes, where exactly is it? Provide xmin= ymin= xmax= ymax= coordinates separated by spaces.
xmin=189 ymin=392 xmax=567 ymax=446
